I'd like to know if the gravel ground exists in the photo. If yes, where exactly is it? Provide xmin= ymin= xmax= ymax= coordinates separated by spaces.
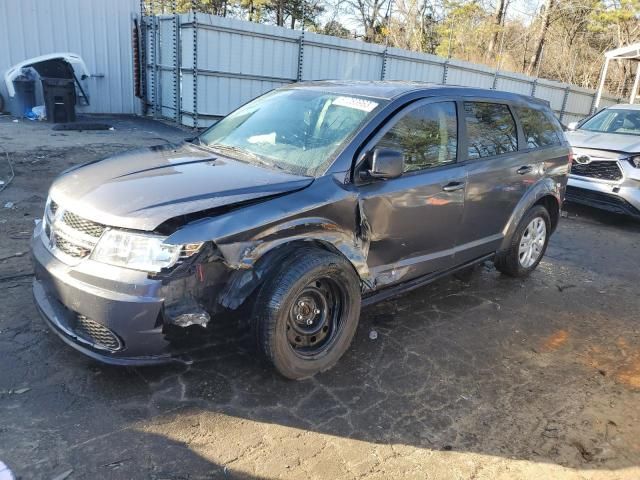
xmin=0 ymin=115 xmax=639 ymax=480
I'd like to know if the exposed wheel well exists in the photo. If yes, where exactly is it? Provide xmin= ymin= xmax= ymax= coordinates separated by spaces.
xmin=534 ymin=195 xmax=560 ymax=233
xmin=218 ymin=239 xmax=361 ymax=313
xmin=261 ymin=239 xmax=357 ymax=271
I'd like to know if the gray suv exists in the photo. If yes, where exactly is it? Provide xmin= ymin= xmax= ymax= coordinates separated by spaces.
xmin=565 ymin=104 xmax=640 ymax=218
xmin=31 ymin=81 xmax=570 ymax=379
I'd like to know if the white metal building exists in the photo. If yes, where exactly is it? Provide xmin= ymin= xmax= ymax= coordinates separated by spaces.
xmin=0 ymin=0 xmax=140 ymax=114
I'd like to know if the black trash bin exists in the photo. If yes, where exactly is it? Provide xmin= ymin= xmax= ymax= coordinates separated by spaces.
xmin=42 ymin=77 xmax=76 ymax=123
xmin=9 ymin=77 xmax=36 ymax=118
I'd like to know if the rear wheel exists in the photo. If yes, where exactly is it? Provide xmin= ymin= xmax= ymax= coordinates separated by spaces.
xmin=494 ymin=205 xmax=550 ymax=277
xmin=252 ymin=248 xmax=361 ymax=380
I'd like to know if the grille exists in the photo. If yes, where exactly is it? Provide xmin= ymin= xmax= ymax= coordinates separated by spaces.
xmin=54 ymin=235 xmax=91 ymax=258
xmin=75 ymin=315 xmax=122 ymax=351
xmin=62 ymin=211 xmax=106 ymax=238
xmin=571 ymin=160 xmax=623 ymax=181
xmin=44 ymin=201 xmax=106 ymax=261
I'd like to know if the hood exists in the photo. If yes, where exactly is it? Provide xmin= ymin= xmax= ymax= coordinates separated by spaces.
xmin=50 ymin=143 xmax=314 ymax=231
xmin=566 ymin=130 xmax=640 ymax=154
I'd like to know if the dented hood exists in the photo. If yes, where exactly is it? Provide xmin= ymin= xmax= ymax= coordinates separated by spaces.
xmin=50 ymin=143 xmax=313 ymax=231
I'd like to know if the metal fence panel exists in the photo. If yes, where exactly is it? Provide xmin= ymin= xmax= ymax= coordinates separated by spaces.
xmin=495 ymin=74 xmax=534 ymax=96
xmin=384 ymin=49 xmax=445 ymax=83
xmin=141 ymin=12 xmax=625 ymax=128
xmin=178 ymin=13 xmax=299 ymax=126
xmin=158 ymin=16 xmax=178 ymax=119
xmin=144 ymin=16 xmax=156 ymax=116
xmin=301 ymin=32 xmax=385 ymax=81
xmin=565 ymin=89 xmax=596 ymax=117
xmin=194 ymin=14 xmax=299 ymax=80
xmin=534 ymin=80 xmax=568 ymax=111
xmin=446 ymin=59 xmax=495 ymax=89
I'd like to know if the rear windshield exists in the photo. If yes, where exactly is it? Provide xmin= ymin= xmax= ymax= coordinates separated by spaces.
xmin=199 ymin=89 xmax=386 ymax=176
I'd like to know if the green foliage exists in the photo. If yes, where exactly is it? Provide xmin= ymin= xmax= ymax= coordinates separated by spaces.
xmin=435 ymin=1 xmax=490 ymax=59
xmin=319 ymin=20 xmax=353 ymax=38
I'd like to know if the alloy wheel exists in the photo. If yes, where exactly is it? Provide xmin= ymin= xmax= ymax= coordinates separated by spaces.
xmin=518 ymin=217 xmax=546 ymax=268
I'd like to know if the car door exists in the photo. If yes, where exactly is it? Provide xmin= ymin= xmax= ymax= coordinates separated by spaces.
xmin=356 ymin=99 xmax=467 ymax=288
xmin=455 ymin=100 xmax=541 ymax=264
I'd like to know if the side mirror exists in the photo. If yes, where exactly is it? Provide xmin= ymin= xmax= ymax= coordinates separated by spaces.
xmin=365 ymin=148 xmax=404 ymax=180
xmin=566 ymin=122 xmax=578 ymax=131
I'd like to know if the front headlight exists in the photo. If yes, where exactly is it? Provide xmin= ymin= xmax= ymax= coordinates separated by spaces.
xmin=627 ymin=155 xmax=640 ymax=168
xmin=91 ymin=229 xmax=200 ymax=272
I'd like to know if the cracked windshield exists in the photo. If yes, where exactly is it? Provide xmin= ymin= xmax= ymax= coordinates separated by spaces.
xmin=199 ymin=89 xmax=385 ymax=176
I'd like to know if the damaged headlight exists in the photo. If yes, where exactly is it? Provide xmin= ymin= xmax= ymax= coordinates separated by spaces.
xmin=627 ymin=155 xmax=640 ymax=168
xmin=91 ymin=229 xmax=201 ymax=272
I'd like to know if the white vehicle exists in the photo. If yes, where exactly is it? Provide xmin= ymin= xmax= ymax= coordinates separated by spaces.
xmin=565 ymin=104 xmax=640 ymax=219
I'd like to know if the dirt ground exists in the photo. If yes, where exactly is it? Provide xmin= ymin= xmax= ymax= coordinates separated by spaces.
xmin=1 ymin=115 xmax=639 ymax=480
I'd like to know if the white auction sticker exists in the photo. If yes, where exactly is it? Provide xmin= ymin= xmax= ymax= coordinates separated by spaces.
xmin=332 ymin=96 xmax=378 ymax=112
xmin=0 ymin=461 xmax=15 ymax=480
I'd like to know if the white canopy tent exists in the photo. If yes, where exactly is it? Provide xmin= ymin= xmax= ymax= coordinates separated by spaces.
xmin=594 ymin=42 xmax=640 ymax=111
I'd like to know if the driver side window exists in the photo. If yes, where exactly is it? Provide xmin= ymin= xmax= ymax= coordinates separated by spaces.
xmin=376 ymin=102 xmax=458 ymax=172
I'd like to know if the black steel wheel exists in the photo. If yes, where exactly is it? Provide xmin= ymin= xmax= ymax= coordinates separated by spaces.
xmin=252 ymin=248 xmax=361 ymax=380
xmin=286 ymin=277 xmax=344 ymax=356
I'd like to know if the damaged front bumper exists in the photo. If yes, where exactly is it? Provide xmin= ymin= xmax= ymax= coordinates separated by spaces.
xmin=31 ymin=222 xmax=231 ymax=366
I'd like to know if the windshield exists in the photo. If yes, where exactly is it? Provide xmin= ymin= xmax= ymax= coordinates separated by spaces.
xmin=199 ymin=89 xmax=385 ymax=176
xmin=580 ymin=108 xmax=640 ymax=136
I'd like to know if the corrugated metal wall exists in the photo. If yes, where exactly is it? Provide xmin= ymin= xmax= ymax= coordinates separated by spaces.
xmin=0 ymin=0 xmax=140 ymax=114
xmin=147 ymin=13 xmax=620 ymax=128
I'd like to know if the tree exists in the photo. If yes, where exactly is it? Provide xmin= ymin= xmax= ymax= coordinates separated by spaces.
xmin=486 ymin=0 xmax=508 ymax=59
xmin=345 ymin=0 xmax=391 ymax=42
xmin=265 ymin=0 xmax=323 ymax=27
xmin=435 ymin=1 xmax=490 ymax=61
xmin=525 ymin=0 xmax=556 ymax=76
xmin=387 ymin=0 xmax=438 ymax=53
xmin=321 ymin=20 xmax=353 ymax=37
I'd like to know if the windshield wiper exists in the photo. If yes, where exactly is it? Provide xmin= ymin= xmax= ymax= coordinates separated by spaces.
xmin=208 ymin=144 xmax=286 ymax=171
xmin=207 ymin=143 xmax=260 ymax=161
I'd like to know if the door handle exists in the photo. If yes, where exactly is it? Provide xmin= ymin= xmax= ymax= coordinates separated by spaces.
xmin=442 ymin=181 xmax=465 ymax=192
xmin=517 ymin=165 xmax=534 ymax=175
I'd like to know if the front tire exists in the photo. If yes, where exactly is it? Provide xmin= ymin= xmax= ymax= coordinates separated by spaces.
xmin=494 ymin=205 xmax=551 ymax=277
xmin=252 ymin=248 xmax=361 ymax=380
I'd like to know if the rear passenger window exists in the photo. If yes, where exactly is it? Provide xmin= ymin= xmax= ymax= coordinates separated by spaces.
xmin=515 ymin=106 xmax=561 ymax=148
xmin=464 ymin=102 xmax=517 ymax=159
xmin=377 ymin=102 xmax=457 ymax=172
